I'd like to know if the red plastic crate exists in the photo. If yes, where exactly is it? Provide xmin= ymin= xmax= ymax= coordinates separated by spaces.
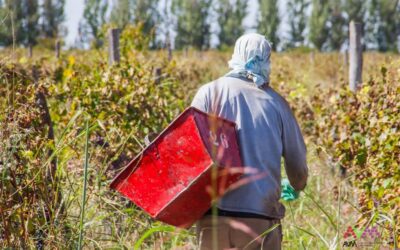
xmin=110 ymin=107 xmax=243 ymax=228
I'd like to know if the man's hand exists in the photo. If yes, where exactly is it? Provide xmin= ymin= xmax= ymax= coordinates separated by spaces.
xmin=281 ymin=178 xmax=299 ymax=201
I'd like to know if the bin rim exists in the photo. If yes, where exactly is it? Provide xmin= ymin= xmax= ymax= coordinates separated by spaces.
xmin=109 ymin=107 xmax=237 ymax=190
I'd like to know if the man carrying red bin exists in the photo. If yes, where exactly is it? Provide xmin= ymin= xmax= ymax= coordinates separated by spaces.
xmin=191 ymin=33 xmax=309 ymax=249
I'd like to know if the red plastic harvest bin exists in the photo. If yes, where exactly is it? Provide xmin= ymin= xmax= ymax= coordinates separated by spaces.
xmin=110 ymin=107 xmax=243 ymax=228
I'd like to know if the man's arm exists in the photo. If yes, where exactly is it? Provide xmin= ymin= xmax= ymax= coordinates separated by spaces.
xmin=281 ymin=105 xmax=308 ymax=191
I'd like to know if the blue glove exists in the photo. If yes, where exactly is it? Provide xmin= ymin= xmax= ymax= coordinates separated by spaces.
xmin=281 ymin=178 xmax=299 ymax=201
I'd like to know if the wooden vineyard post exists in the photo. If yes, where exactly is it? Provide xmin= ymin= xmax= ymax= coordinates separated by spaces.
xmin=310 ymin=51 xmax=315 ymax=64
xmin=184 ymin=47 xmax=188 ymax=58
xmin=108 ymin=28 xmax=120 ymax=65
xmin=168 ymin=43 xmax=172 ymax=61
xmin=166 ymin=36 xmax=172 ymax=61
xmin=154 ymin=67 xmax=162 ymax=84
xmin=349 ymin=21 xmax=363 ymax=92
xmin=32 ymin=66 xmax=56 ymax=179
xmin=32 ymin=65 xmax=60 ymax=248
xmin=28 ymin=44 xmax=33 ymax=58
xmin=55 ymin=40 xmax=61 ymax=58
xmin=343 ymin=49 xmax=348 ymax=67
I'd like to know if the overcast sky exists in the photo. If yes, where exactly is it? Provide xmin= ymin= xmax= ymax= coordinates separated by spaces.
xmin=64 ymin=0 xmax=288 ymax=48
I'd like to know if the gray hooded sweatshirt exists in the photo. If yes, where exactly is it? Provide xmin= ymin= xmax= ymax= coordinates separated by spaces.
xmin=191 ymin=75 xmax=308 ymax=219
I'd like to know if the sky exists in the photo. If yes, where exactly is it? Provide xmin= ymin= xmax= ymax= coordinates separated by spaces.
xmin=64 ymin=0 xmax=85 ymax=46
xmin=64 ymin=0 xmax=286 ymax=48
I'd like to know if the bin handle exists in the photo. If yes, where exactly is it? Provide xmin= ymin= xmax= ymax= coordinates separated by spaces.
xmin=144 ymin=133 xmax=160 ymax=160
xmin=144 ymin=134 xmax=151 ymax=146
xmin=144 ymin=132 xmax=158 ymax=146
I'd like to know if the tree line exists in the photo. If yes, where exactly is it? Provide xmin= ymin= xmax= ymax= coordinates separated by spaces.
xmin=0 ymin=0 xmax=64 ymax=47
xmin=0 ymin=0 xmax=399 ymax=52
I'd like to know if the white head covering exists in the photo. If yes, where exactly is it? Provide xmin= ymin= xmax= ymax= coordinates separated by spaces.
xmin=227 ymin=33 xmax=272 ymax=87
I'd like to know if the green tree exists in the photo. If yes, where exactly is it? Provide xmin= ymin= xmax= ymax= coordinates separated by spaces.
xmin=287 ymin=0 xmax=310 ymax=47
xmin=0 ymin=0 xmax=39 ymax=47
xmin=110 ymin=0 xmax=159 ymax=48
xmin=79 ymin=0 xmax=108 ymax=48
xmin=325 ymin=0 xmax=365 ymax=51
xmin=41 ymin=0 xmax=65 ymax=38
xmin=327 ymin=0 xmax=346 ymax=50
xmin=257 ymin=0 xmax=280 ymax=50
xmin=309 ymin=0 xmax=329 ymax=50
xmin=344 ymin=0 xmax=365 ymax=23
xmin=110 ymin=0 xmax=133 ymax=28
xmin=133 ymin=0 xmax=159 ymax=36
xmin=216 ymin=0 xmax=248 ymax=48
xmin=23 ymin=0 xmax=40 ymax=46
xmin=172 ymin=0 xmax=212 ymax=50
xmin=0 ymin=0 xmax=24 ymax=45
xmin=366 ymin=0 xmax=399 ymax=52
